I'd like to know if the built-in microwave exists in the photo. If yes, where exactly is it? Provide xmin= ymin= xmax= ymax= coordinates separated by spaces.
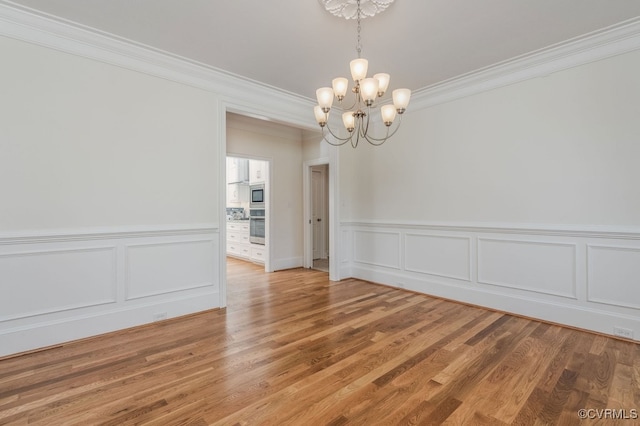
xmin=250 ymin=184 xmax=265 ymax=209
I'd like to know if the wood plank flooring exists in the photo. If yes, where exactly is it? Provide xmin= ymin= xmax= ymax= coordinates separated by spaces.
xmin=1 ymin=257 xmax=638 ymax=425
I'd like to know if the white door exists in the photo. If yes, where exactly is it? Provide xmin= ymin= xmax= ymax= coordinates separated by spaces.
xmin=312 ymin=167 xmax=327 ymax=260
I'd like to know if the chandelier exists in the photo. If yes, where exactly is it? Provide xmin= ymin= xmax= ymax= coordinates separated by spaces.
xmin=314 ymin=0 xmax=411 ymax=148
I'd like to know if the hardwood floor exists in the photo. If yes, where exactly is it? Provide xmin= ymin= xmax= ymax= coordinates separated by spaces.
xmin=1 ymin=257 xmax=638 ymax=425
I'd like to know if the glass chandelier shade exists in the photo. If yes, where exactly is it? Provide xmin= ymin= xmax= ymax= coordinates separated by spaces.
xmin=314 ymin=0 xmax=410 ymax=148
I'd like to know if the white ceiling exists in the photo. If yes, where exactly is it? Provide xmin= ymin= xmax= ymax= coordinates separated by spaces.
xmin=4 ymin=0 xmax=640 ymax=100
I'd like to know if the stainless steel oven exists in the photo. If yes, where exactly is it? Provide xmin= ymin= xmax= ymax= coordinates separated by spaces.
xmin=249 ymin=208 xmax=265 ymax=245
xmin=249 ymin=184 xmax=265 ymax=244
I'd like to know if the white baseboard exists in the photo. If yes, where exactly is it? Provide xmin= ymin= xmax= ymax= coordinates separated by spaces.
xmin=272 ymin=256 xmax=303 ymax=271
xmin=0 ymin=225 xmax=220 ymax=357
xmin=342 ymin=221 xmax=640 ymax=341
xmin=1 ymin=291 xmax=219 ymax=357
xmin=350 ymin=265 xmax=640 ymax=340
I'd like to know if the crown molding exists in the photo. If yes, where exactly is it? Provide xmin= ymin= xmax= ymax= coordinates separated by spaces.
xmin=1 ymin=2 xmax=639 ymax=119
xmin=0 ymin=2 xmax=316 ymax=128
xmin=410 ymin=17 xmax=640 ymax=110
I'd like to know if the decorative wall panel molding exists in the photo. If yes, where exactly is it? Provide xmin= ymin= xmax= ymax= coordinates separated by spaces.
xmin=341 ymin=229 xmax=351 ymax=264
xmin=125 ymin=239 xmax=217 ymax=300
xmin=353 ymin=230 xmax=401 ymax=269
xmin=342 ymin=221 xmax=640 ymax=341
xmin=0 ymin=246 xmax=117 ymax=321
xmin=587 ymin=244 xmax=640 ymax=310
xmin=404 ymin=233 xmax=471 ymax=281
xmin=0 ymin=225 xmax=220 ymax=357
xmin=477 ymin=238 xmax=577 ymax=299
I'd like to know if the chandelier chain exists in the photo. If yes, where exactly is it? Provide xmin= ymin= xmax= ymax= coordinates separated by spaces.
xmin=356 ymin=0 xmax=362 ymax=57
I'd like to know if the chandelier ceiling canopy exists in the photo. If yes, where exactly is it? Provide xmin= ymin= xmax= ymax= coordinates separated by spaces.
xmin=314 ymin=0 xmax=410 ymax=148
xmin=318 ymin=0 xmax=395 ymax=19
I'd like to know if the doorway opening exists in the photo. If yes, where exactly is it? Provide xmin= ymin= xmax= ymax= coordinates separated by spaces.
xmin=224 ymin=155 xmax=270 ymax=272
xmin=304 ymin=158 xmax=332 ymax=274
xmin=311 ymin=164 xmax=329 ymax=272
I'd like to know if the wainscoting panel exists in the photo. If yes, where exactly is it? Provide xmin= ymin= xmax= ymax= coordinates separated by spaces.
xmin=477 ymin=238 xmax=577 ymax=299
xmin=341 ymin=229 xmax=351 ymax=264
xmin=0 ymin=246 xmax=117 ymax=321
xmin=0 ymin=225 xmax=220 ymax=358
xmin=342 ymin=221 xmax=640 ymax=341
xmin=126 ymin=239 xmax=217 ymax=300
xmin=353 ymin=230 xmax=401 ymax=269
xmin=587 ymin=244 xmax=640 ymax=310
xmin=405 ymin=233 xmax=471 ymax=281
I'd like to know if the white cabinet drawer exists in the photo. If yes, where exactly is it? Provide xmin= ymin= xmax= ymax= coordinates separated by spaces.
xmin=226 ymin=221 xmax=251 ymax=260
xmin=250 ymin=245 xmax=265 ymax=263
xmin=227 ymin=242 xmax=250 ymax=259
xmin=227 ymin=222 xmax=249 ymax=232
xmin=227 ymin=231 xmax=243 ymax=242
xmin=227 ymin=242 xmax=242 ymax=256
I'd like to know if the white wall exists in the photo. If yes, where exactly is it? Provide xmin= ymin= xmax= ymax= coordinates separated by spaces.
xmin=339 ymin=49 xmax=640 ymax=340
xmin=0 ymin=35 xmax=221 ymax=357
xmin=302 ymin=130 xmax=331 ymax=162
xmin=226 ymin=113 xmax=305 ymax=270
xmin=0 ymin=36 xmax=220 ymax=231
xmin=341 ymin=50 xmax=640 ymax=226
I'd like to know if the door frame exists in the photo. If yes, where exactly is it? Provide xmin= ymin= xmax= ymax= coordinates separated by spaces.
xmin=303 ymin=157 xmax=339 ymax=281
xmin=219 ymin=98 xmax=342 ymax=308
xmin=311 ymin=165 xmax=328 ymax=260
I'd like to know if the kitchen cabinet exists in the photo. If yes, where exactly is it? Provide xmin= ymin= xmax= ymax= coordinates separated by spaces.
xmin=227 ymin=157 xmax=249 ymax=184
xmin=226 ymin=221 xmax=250 ymax=259
xmin=250 ymin=244 xmax=265 ymax=264
xmin=226 ymin=221 xmax=264 ymax=264
xmin=249 ymin=159 xmax=267 ymax=184
xmin=227 ymin=183 xmax=249 ymax=204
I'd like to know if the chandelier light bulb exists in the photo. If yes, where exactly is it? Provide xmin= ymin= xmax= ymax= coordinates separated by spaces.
xmin=392 ymin=88 xmax=411 ymax=113
xmin=360 ymin=78 xmax=379 ymax=105
xmin=332 ymin=77 xmax=349 ymax=101
xmin=381 ymin=104 xmax=397 ymax=126
xmin=316 ymin=87 xmax=334 ymax=112
xmin=342 ymin=112 xmax=355 ymax=132
xmin=314 ymin=105 xmax=327 ymax=126
xmin=373 ymin=73 xmax=390 ymax=96
xmin=350 ymin=58 xmax=368 ymax=82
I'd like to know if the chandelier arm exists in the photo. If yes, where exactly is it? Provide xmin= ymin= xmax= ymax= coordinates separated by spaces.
xmin=339 ymin=84 xmax=362 ymax=111
xmin=361 ymin=113 xmax=404 ymax=144
xmin=321 ymin=124 xmax=354 ymax=146
xmin=352 ymin=129 xmax=361 ymax=148
xmin=340 ymin=97 xmax=359 ymax=111
xmin=322 ymin=134 xmax=351 ymax=146
xmin=358 ymin=106 xmax=371 ymax=139
xmin=362 ymin=128 xmax=390 ymax=146
xmin=324 ymin=121 xmax=354 ymax=142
